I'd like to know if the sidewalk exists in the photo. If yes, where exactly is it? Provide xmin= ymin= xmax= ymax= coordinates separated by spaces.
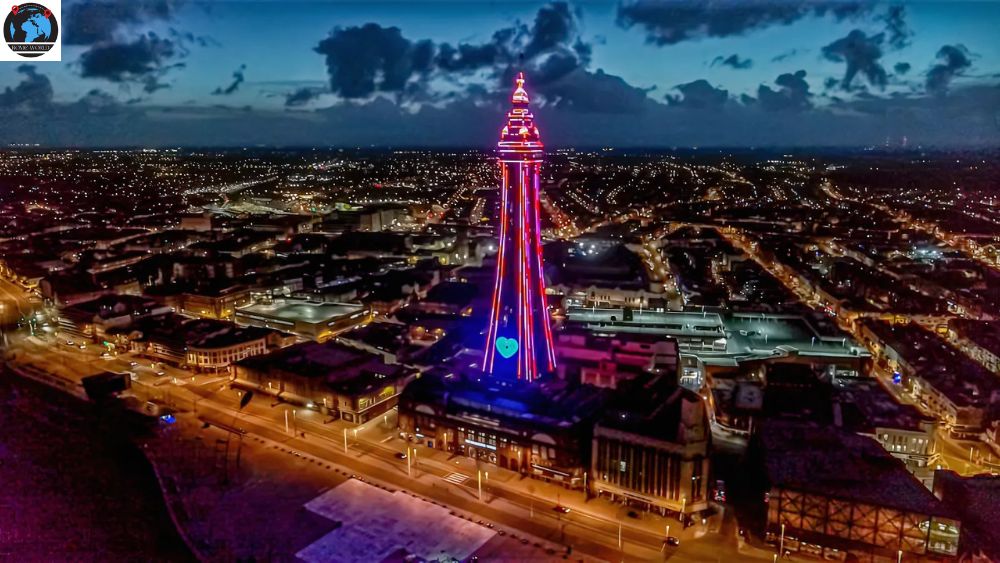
xmin=398 ymin=434 xmax=706 ymax=544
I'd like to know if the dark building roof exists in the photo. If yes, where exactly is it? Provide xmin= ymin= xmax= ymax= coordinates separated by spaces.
xmin=862 ymin=320 xmax=999 ymax=409
xmin=401 ymin=372 xmax=608 ymax=433
xmin=933 ymin=470 xmax=1000 ymax=560
xmin=597 ymin=377 xmax=708 ymax=446
xmin=759 ymin=421 xmax=952 ymax=517
xmin=237 ymin=340 xmax=409 ymax=396
xmin=949 ymin=319 xmax=1000 ymax=359
xmin=835 ymin=380 xmax=934 ymax=434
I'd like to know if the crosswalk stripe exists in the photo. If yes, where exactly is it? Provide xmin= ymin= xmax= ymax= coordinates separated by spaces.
xmin=443 ymin=472 xmax=468 ymax=484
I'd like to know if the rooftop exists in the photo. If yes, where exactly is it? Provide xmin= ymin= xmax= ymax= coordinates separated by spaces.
xmin=237 ymin=299 xmax=365 ymax=324
xmin=760 ymin=420 xmax=952 ymax=517
xmin=862 ymin=320 xmax=999 ymax=409
xmin=237 ymin=340 xmax=409 ymax=395
xmin=950 ymin=319 xmax=1000 ymax=359
xmin=933 ymin=470 xmax=1000 ymax=559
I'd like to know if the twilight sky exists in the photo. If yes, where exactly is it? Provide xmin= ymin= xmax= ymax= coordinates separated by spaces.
xmin=2 ymin=0 xmax=999 ymax=148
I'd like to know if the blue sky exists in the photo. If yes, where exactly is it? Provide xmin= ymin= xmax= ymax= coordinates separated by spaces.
xmin=2 ymin=1 xmax=999 ymax=147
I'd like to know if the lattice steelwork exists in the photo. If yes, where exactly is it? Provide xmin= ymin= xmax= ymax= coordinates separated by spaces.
xmin=483 ymin=72 xmax=556 ymax=383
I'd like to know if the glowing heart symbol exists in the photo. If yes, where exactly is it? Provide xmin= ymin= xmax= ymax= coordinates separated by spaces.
xmin=495 ymin=337 xmax=519 ymax=359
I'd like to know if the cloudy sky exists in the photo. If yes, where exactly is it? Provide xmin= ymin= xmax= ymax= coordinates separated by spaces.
xmin=2 ymin=0 xmax=999 ymax=148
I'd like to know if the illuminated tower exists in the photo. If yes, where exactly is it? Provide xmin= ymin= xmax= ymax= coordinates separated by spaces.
xmin=483 ymin=72 xmax=556 ymax=383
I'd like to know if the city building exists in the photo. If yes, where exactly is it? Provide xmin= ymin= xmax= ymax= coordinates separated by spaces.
xmin=859 ymin=320 xmax=1000 ymax=438
xmin=947 ymin=319 xmax=1000 ymax=373
xmin=58 ymin=294 xmax=172 ymax=344
xmin=554 ymin=328 xmax=681 ymax=388
xmin=398 ymin=372 xmax=607 ymax=484
xmin=482 ymin=72 xmax=556 ymax=383
xmin=130 ymin=316 xmax=290 ymax=372
xmin=180 ymin=284 xmax=252 ymax=320
xmin=750 ymin=421 xmax=961 ymax=562
xmin=933 ymin=470 xmax=1000 ymax=562
xmin=234 ymin=298 xmax=371 ymax=341
xmin=591 ymin=375 xmax=711 ymax=518
xmin=234 ymin=340 xmax=415 ymax=425
xmin=834 ymin=380 xmax=938 ymax=484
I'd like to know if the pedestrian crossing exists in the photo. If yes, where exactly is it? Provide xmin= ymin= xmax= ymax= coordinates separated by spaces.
xmin=443 ymin=472 xmax=468 ymax=485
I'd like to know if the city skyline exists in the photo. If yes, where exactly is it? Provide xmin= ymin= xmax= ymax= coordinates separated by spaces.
xmin=2 ymin=0 xmax=999 ymax=147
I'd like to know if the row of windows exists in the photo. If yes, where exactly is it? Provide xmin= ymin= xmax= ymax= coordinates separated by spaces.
xmin=189 ymin=342 xmax=266 ymax=366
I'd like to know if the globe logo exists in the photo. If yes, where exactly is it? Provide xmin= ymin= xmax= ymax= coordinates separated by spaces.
xmin=4 ymin=3 xmax=58 ymax=58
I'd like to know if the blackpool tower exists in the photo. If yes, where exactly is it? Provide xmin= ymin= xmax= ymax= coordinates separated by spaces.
xmin=483 ymin=72 xmax=556 ymax=383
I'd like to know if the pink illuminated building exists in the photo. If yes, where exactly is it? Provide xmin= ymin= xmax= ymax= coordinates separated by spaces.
xmin=482 ymin=72 xmax=556 ymax=383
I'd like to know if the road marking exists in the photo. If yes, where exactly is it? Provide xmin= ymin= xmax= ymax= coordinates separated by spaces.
xmin=443 ymin=472 xmax=468 ymax=485
xmin=380 ymin=435 xmax=393 ymax=443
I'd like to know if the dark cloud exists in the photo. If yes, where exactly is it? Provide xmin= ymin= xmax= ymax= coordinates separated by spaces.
xmin=212 ymin=64 xmax=246 ymax=96
xmin=616 ymin=0 xmax=867 ymax=46
xmin=434 ymin=2 xmax=585 ymax=77
xmin=822 ymin=30 xmax=887 ymax=90
xmin=76 ymin=89 xmax=120 ymax=110
xmin=435 ymin=42 xmax=504 ymax=72
xmin=285 ymin=87 xmax=325 ymax=108
xmin=523 ymin=1 xmax=576 ymax=58
xmin=749 ymin=70 xmax=812 ymax=111
xmin=79 ymin=33 xmax=181 ymax=93
xmin=64 ymin=0 xmax=181 ymax=46
xmin=711 ymin=54 xmax=752 ymax=70
xmin=894 ymin=62 xmax=911 ymax=75
xmin=0 ymin=65 xmax=53 ymax=110
xmin=667 ymin=79 xmax=729 ymax=109
xmin=314 ymin=24 xmax=435 ymax=99
xmin=880 ymin=4 xmax=912 ymax=50
xmin=311 ymin=2 xmax=596 ymax=112
xmin=6 ymin=81 xmax=1000 ymax=149
xmin=67 ymin=1 xmax=198 ymax=94
xmin=533 ymin=68 xmax=653 ymax=114
xmin=926 ymin=44 xmax=972 ymax=95
xmin=771 ymin=49 xmax=801 ymax=63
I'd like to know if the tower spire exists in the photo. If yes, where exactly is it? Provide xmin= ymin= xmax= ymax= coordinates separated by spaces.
xmin=484 ymin=72 xmax=555 ymax=383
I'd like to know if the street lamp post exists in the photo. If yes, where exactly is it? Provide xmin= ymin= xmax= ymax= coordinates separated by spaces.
xmin=779 ymin=523 xmax=786 ymax=558
xmin=478 ymin=469 xmax=483 ymax=501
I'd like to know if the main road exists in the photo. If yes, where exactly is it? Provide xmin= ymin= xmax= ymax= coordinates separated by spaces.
xmin=0 ymin=277 xmax=36 ymax=326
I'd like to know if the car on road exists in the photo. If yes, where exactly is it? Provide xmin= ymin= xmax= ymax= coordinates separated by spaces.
xmin=714 ymin=479 xmax=727 ymax=502
xmin=156 ymin=370 xmax=166 ymax=376
xmin=78 ymin=344 xmax=86 ymax=349
xmin=394 ymin=452 xmax=407 ymax=460
xmin=129 ymin=361 xmax=138 ymax=367
xmin=553 ymin=505 xmax=571 ymax=514
xmin=666 ymin=536 xmax=680 ymax=546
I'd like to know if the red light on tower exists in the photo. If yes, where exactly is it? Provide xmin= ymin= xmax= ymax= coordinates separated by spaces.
xmin=483 ymin=72 xmax=556 ymax=383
